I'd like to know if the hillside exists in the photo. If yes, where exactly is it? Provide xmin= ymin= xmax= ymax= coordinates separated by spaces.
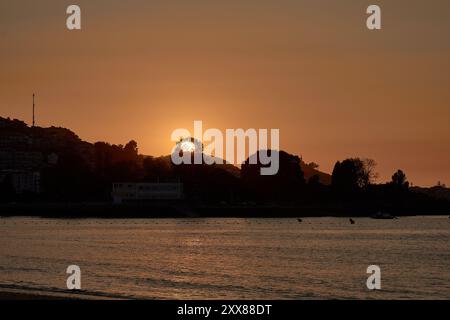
xmin=300 ymin=161 xmax=332 ymax=185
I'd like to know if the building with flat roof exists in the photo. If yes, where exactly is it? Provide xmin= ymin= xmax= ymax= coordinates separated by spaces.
xmin=112 ymin=182 xmax=183 ymax=204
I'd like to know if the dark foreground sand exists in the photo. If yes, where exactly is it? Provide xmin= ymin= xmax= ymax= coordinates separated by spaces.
xmin=0 ymin=291 xmax=65 ymax=300
xmin=0 ymin=288 xmax=122 ymax=300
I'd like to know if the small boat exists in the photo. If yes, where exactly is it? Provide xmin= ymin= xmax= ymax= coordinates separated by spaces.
xmin=371 ymin=211 xmax=397 ymax=220
xmin=349 ymin=218 xmax=355 ymax=224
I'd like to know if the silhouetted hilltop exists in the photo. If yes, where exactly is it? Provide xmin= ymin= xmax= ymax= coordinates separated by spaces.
xmin=0 ymin=116 xmax=94 ymax=164
xmin=1 ymin=116 xmax=449 ymax=216
xmin=0 ymin=116 xmax=331 ymax=184
xmin=143 ymin=153 xmax=331 ymax=184
xmin=300 ymin=160 xmax=331 ymax=185
xmin=147 ymin=154 xmax=241 ymax=178
xmin=0 ymin=117 xmax=28 ymax=130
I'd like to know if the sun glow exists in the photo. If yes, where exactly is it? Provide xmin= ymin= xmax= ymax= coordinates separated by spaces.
xmin=179 ymin=141 xmax=196 ymax=153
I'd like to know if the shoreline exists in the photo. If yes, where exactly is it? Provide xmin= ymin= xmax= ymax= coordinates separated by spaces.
xmin=0 ymin=291 xmax=62 ymax=300
xmin=0 ymin=202 xmax=449 ymax=218
xmin=0 ymin=285 xmax=127 ymax=300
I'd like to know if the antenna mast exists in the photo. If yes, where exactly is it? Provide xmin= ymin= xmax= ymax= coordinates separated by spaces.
xmin=32 ymin=93 xmax=35 ymax=127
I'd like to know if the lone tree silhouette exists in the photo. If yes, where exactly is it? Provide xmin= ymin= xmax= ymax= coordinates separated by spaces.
xmin=332 ymin=158 xmax=377 ymax=192
xmin=391 ymin=169 xmax=409 ymax=190
xmin=241 ymin=150 xmax=306 ymax=202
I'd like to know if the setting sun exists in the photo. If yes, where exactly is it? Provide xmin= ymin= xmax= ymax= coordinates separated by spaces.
xmin=179 ymin=140 xmax=196 ymax=153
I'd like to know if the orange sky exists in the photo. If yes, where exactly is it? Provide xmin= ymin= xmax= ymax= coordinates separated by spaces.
xmin=1 ymin=0 xmax=450 ymax=186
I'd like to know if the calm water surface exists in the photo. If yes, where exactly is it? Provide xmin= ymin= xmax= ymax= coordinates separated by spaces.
xmin=1 ymin=216 xmax=450 ymax=299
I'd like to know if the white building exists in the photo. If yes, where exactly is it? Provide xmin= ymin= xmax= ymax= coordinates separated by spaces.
xmin=112 ymin=182 xmax=183 ymax=204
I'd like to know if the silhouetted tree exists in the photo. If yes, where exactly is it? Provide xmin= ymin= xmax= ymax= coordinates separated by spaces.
xmin=362 ymin=158 xmax=378 ymax=184
xmin=124 ymin=140 xmax=138 ymax=159
xmin=308 ymin=162 xmax=320 ymax=170
xmin=391 ymin=169 xmax=409 ymax=190
xmin=143 ymin=156 xmax=175 ymax=181
xmin=332 ymin=158 xmax=377 ymax=193
xmin=241 ymin=150 xmax=306 ymax=202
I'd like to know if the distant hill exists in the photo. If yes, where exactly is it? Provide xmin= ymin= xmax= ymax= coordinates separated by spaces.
xmin=143 ymin=154 xmax=241 ymax=178
xmin=300 ymin=161 xmax=332 ymax=185
xmin=0 ymin=116 xmax=95 ymax=168
xmin=144 ymin=153 xmax=332 ymax=184
xmin=2 ymin=116 xmax=449 ymax=214
xmin=411 ymin=186 xmax=450 ymax=201
xmin=1 ymin=115 xmax=331 ymax=183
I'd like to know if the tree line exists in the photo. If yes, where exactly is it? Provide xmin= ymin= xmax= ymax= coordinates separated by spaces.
xmin=0 ymin=118 xmax=448 ymax=214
